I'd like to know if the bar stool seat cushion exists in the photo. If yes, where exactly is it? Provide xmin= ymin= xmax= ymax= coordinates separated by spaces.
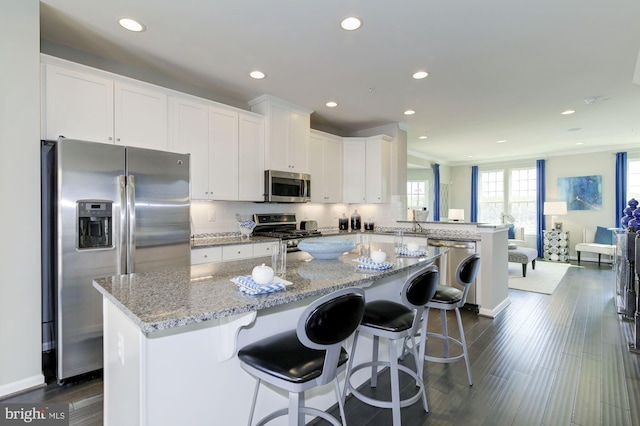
xmin=433 ymin=285 xmax=463 ymax=304
xmin=361 ymin=300 xmax=415 ymax=332
xmin=238 ymin=330 xmax=349 ymax=384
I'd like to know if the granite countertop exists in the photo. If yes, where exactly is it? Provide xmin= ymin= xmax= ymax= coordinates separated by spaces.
xmin=93 ymin=243 xmax=446 ymax=334
xmin=322 ymin=228 xmax=481 ymax=242
xmin=191 ymin=235 xmax=278 ymax=248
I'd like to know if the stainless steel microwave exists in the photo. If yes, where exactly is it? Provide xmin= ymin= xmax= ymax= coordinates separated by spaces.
xmin=264 ymin=170 xmax=311 ymax=203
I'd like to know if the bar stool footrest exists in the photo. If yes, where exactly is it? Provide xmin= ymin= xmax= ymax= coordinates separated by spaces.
xmin=346 ymin=360 xmax=426 ymax=410
xmin=255 ymin=406 xmax=343 ymax=426
xmin=423 ymin=332 xmax=465 ymax=363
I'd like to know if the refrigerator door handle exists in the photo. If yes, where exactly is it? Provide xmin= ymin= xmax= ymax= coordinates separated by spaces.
xmin=127 ymin=175 xmax=136 ymax=273
xmin=118 ymin=175 xmax=127 ymax=275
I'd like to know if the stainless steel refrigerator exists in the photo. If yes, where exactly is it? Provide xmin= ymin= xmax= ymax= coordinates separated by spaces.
xmin=41 ymin=138 xmax=190 ymax=382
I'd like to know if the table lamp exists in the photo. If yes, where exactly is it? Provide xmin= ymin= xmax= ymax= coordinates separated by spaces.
xmin=448 ymin=209 xmax=465 ymax=222
xmin=543 ymin=201 xmax=567 ymax=230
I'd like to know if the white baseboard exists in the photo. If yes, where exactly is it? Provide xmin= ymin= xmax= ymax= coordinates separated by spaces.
xmin=479 ymin=297 xmax=511 ymax=318
xmin=0 ymin=374 xmax=45 ymax=399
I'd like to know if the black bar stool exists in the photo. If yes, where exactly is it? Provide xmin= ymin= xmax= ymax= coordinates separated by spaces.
xmin=237 ymin=288 xmax=365 ymax=426
xmin=343 ymin=265 xmax=439 ymax=425
xmin=419 ymin=253 xmax=480 ymax=386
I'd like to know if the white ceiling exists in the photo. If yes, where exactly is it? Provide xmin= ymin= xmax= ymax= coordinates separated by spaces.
xmin=40 ymin=0 xmax=640 ymax=166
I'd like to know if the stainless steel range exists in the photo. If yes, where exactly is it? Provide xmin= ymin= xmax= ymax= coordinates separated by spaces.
xmin=253 ymin=213 xmax=321 ymax=251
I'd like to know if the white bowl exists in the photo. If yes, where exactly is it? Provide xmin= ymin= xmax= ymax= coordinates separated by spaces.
xmin=297 ymin=238 xmax=356 ymax=259
xmin=370 ymin=249 xmax=387 ymax=263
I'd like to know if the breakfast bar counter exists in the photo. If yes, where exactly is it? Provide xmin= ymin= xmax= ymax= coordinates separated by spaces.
xmin=93 ymin=243 xmax=446 ymax=426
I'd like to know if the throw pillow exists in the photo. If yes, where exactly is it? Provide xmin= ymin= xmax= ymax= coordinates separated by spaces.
xmin=507 ymin=224 xmax=515 ymax=239
xmin=594 ymin=226 xmax=614 ymax=245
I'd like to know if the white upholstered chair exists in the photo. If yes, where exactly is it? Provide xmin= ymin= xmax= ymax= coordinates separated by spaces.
xmin=575 ymin=228 xmax=616 ymax=265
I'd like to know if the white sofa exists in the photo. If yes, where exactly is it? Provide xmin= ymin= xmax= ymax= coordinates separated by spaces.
xmin=575 ymin=228 xmax=616 ymax=265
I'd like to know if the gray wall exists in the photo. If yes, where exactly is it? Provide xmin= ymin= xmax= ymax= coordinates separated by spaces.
xmin=0 ymin=0 xmax=44 ymax=396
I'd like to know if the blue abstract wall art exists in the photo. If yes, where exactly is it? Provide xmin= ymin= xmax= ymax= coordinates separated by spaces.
xmin=557 ymin=175 xmax=602 ymax=210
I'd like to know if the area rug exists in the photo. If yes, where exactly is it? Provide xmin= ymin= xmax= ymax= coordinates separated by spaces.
xmin=508 ymin=261 xmax=573 ymax=295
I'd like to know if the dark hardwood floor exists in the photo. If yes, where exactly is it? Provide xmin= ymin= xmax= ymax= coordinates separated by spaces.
xmin=2 ymin=261 xmax=638 ymax=426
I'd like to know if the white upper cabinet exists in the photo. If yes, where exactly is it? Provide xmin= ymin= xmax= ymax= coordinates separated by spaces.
xmin=365 ymin=135 xmax=392 ymax=203
xmin=42 ymin=60 xmax=169 ymax=151
xmin=249 ymin=95 xmax=312 ymax=174
xmin=310 ymin=130 xmax=343 ymax=203
xmin=43 ymin=64 xmax=114 ymax=143
xmin=342 ymin=138 xmax=367 ymax=203
xmin=238 ymin=112 xmax=266 ymax=201
xmin=342 ymin=135 xmax=392 ymax=204
xmin=114 ymin=82 xmax=169 ymax=150
xmin=170 ymin=96 xmax=210 ymax=199
xmin=208 ymin=104 xmax=239 ymax=200
xmin=170 ymin=95 xmax=265 ymax=201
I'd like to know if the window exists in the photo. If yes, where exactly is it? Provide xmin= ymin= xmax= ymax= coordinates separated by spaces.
xmin=479 ymin=167 xmax=537 ymax=233
xmin=629 ymin=159 xmax=640 ymax=200
xmin=479 ymin=170 xmax=504 ymax=224
xmin=407 ymin=180 xmax=428 ymax=210
xmin=509 ymin=168 xmax=537 ymax=232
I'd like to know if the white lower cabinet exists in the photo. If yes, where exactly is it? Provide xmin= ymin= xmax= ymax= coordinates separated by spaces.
xmin=252 ymin=242 xmax=274 ymax=258
xmin=191 ymin=247 xmax=222 ymax=265
xmin=191 ymin=242 xmax=275 ymax=266
xmin=222 ymin=244 xmax=253 ymax=261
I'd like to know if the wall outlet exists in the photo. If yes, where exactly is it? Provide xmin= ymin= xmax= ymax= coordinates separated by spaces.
xmin=208 ymin=210 xmax=216 ymax=222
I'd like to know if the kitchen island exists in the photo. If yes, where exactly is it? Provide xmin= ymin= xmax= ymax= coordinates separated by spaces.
xmin=93 ymin=243 xmax=446 ymax=426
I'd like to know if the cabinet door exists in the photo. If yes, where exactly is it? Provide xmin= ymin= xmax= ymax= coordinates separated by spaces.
xmin=222 ymin=244 xmax=253 ymax=261
xmin=238 ymin=112 xmax=266 ymax=201
xmin=252 ymin=242 xmax=273 ymax=258
xmin=266 ymin=103 xmax=290 ymax=171
xmin=208 ymin=105 xmax=239 ymax=200
xmin=323 ymin=136 xmax=343 ymax=202
xmin=365 ymin=137 xmax=391 ymax=203
xmin=309 ymin=133 xmax=325 ymax=202
xmin=170 ymin=97 xmax=210 ymax=199
xmin=342 ymin=139 xmax=366 ymax=203
xmin=191 ymin=247 xmax=222 ymax=265
xmin=115 ymin=82 xmax=169 ymax=150
xmin=43 ymin=64 xmax=114 ymax=143
xmin=290 ymin=110 xmax=310 ymax=173
xmin=311 ymin=132 xmax=343 ymax=203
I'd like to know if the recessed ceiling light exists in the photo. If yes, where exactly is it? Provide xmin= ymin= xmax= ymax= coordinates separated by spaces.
xmin=412 ymin=71 xmax=429 ymax=79
xmin=575 ymin=142 xmax=584 ymax=145
xmin=118 ymin=18 xmax=145 ymax=32
xmin=325 ymin=101 xmax=338 ymax=108
xmin=496 ymin=140 xmax=507 ymax=144
xmin=404 ymin=110 xmax=415 ymax=115
xmin=561 ymin=109 xmax=576 ymax=115
xmin=419 ymin=135 xmax=428 ymax=140
xmin=340 ymin=17 xmax=362 ymax=31
xmin=249 ymin=70 xmax=266 ymax=79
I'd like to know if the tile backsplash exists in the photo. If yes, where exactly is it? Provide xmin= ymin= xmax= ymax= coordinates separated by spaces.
xmin=190 ymin=200 xmax=397 ymax=236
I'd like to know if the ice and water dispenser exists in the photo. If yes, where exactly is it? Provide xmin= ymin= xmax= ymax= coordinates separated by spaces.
xmin=77 ymin=200 xmax=112 ymax=249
